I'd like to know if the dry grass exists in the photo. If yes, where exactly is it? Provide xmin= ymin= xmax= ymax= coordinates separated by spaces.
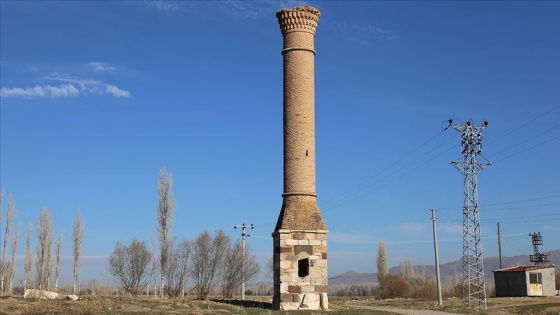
xmin=0 ymin=294 xmax=559 ymax=315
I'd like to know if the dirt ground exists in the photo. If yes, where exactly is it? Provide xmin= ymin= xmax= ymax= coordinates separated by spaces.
xmin=339 ymin=296 xmax=560 ymax=315
xmin=0 ymin=294 xmax=559 ymax=315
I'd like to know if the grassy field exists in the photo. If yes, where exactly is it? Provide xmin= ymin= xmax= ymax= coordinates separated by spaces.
xmin=1 ymin=295 xmax=559 ymax=315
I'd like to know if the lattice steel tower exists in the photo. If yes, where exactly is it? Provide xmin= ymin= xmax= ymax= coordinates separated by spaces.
xmin=446 ymin=119 xmax=491 ymax=310
xmin=529 ymin=232 xmax=550 ymax=265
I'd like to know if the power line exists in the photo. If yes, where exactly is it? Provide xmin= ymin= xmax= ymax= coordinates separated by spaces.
xmin=322 ymin=138 xmax=457 ymax=211
xmin=487 ymin=123 xmax=560 ymax=160
xmin=438 ymin=193 xmax=560 ymax=211
xmin=321 ymin=130 xmax=450 ymax=208
xmin=483 ymin=212 xmax=560 ymax=222
xmin=492 ymin=134 xmax=560 ymax=163
xmin=486 ymin=104 xmax=560 ymax=147
xmin=318 ymin=105 xmax=559 ymax=213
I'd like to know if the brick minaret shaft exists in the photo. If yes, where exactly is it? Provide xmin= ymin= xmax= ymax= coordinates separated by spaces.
xmin=273 ymin=6 xmax=328 ymax=311
xmin=275 ymin=6 xmax=325 ymax=231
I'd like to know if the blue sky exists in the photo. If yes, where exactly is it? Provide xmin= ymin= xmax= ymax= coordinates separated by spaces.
xmin=1 ymin=0 xmax=559 ymax=286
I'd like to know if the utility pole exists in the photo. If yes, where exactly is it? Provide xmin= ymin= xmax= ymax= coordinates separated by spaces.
xmin=445 ymin=119 xmax=491 ymax=310
xmin=497 ymin=222 xmax=502 ymax=269
xmin=234 ymin=223 xmax=254 ymax=301
xmin=431 ymin=209 xmax=443 ymax=306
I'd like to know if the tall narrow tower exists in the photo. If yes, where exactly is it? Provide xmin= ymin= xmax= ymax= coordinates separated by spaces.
xmin=446 ymin=119 xmax=491 ymax=310
xmin=272 ymin=6 xmax=328 ymax=311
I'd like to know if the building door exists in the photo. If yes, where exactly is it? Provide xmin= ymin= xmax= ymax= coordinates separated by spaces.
xmin=528 ymin=273 xmax=543 ymax=296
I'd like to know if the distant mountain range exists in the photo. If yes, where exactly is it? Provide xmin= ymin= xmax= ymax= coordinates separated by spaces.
xmin=328 ymin=250 xmax=560 ymax=286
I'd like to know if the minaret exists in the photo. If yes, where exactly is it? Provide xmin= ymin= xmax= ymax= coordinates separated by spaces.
xmin=272 ymin=6 xmax=328 ymax=311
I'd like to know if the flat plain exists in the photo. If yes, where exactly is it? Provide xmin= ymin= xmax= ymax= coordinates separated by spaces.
xmin=1 ymin=295 xmax=559 ymax=315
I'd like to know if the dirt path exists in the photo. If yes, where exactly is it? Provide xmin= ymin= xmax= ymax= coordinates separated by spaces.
xmin=346 ymin=305 xmax=458 ymax=315
xmin=370 ymin=306 xmax=458 ymax=314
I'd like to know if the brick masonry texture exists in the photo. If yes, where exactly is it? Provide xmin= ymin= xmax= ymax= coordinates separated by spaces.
xmin=273 ymin=6 xmax=328 ymax=311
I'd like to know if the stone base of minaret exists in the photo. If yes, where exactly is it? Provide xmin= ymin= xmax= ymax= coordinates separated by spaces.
xmin=272 ymin=195 xmax=328 ymax=310
xmin=272 ymin=229 xmax=328 ymax=310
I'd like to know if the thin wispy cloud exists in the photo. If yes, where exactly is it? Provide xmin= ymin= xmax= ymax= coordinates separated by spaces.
xmin=142 ymin=1 xmax=309 ymax=21
xmin=88 ymin=62 xmax=118 ymax=73
xmin=0 ymin=84 xmax=80 ymax=98
xmin=329 ymin=251 xmax=374 ymax=261
xmin=439 ymin=223 xmax=463 ymax=234
xmin=1 ymin=77 xmax=130 ymax=99
xmin=219 ymin=1 xmax=313 ymax=20
xmin=542 ymin=225 xmax=559 ymax=232
xmin=144 ymin=0 xmax=182 ymax=12
xmin=25 ymin=64 xmax=40 ymax=72
xmin=218 ymin=0 xmax=272 ymax=20
xmin=329 ymin=231 xmax=377 ymax=244
xmin=398 ymin=222 xmax=430 ymax=233
xmin=324 ymin=20 xmax=395 ymax=45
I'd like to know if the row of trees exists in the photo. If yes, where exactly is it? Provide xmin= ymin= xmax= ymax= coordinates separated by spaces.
xmin=0 ymin=190 xmax=85 ymax=295
xmin=107 ymin=229 xmax=260 ymax=299
xmin=107 ymin=168 xmax=260 ymax=299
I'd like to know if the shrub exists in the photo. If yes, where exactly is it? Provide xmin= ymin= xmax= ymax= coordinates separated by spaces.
xmin=379 ymin=273 xmax=411 ymax=299
xmin=413 ymin=283 xmax=437 ymax=299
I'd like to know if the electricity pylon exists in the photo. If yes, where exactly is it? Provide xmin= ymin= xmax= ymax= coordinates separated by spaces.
xmin=445 ymin=119 xmax=491 ymax=310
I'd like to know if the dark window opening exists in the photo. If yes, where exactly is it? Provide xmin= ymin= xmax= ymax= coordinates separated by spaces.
xmin=298 ymin=258 xmax=309 ymax=278
xmin=529 ymin=273 xmax=542 ymax=284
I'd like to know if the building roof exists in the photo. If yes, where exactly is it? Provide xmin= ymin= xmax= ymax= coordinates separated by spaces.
xmin=493 ymin=265 xmax=555 ymax=273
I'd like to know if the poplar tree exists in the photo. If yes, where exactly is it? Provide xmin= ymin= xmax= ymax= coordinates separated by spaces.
xmin=36 ymin=208 xmax=53 ymax=290
xmin=156 ymin=168 xmax=174 ymax=298
xmin=24 ymin=222 xmax=32 ymax=291
xmin=1 ymin=194 xmax=16 ymax=293
xmin=376 ymin=240 xmax=388 ymax=285
xmin=8 ymin=222 xmax=21 ymax=292
xmin=72 ymin=209 xmax=84 ymax=295
xmin=55 ymin=231 xmax=62 ymax=289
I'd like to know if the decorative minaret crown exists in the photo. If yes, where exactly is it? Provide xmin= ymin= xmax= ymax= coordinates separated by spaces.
xmin=276 ymin=6 xmax=320 ymax=35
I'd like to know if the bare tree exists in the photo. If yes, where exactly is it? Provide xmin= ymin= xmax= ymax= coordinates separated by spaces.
xmin=266 ymin=257 xmax=273 ymax=279
xmin=24 ymin=222 xmax=32 ymax=291
xmin=398 ymin=259 xmax=418 ymax=281
xmin=220 ymin=240 xmax=260 ymax=298
xmin=151 ymin=235 xmax=157 ymax=296
xmin=164 ymin=239 xmax=190 ymax=298
xmin=0 ymin=189 xmax=3 ymax=234
xmin=443 ymin=267 xmax=461 ymax=297
xmin=54 ymin=231 xmax=62 ymax=289
xmin=191 ymin=229 xmax=230 ymax=300
xmin=7 ymin=222 xmax=21 ymax=293
xmin=36 ymin=208 xmax=54 ymax=290
xmin=376 ymin=240 xmax=388 ymax=285
xmin=107 ymin=239 xmax=152 ymax=295
xmin=1 ymin=194 xmax=16 ymax=293
xmin=72 ymin=209 xmax=84 ymax=295
xmin=156 ymin=168 xmax=174 ymax=298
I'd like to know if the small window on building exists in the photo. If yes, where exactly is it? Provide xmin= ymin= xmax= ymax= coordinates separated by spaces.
xmin=529 ymin=273 xmax=542 ymax=284
xmin=298 ymin=258 xmax=309 ymax=278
